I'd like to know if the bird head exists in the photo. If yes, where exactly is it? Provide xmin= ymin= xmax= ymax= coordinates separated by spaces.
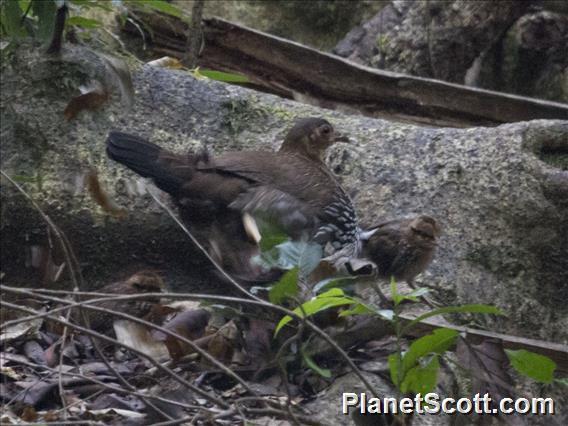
xmin=408 ymin=215 xmax=441 ymax=248
xmin=279 ymin=117 xmax=349 ymax=161
xmin=125 ymin=271 xmax=166 ymax=293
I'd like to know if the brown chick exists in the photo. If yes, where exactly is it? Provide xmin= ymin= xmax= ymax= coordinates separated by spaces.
xmin=357 ymin=215 xmax=441 ymax=303
xmin=84 ymin=271 xmax=166 ymax=334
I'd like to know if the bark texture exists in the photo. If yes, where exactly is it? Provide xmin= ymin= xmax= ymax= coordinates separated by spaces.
xmin=333 ymin=0 xmax=568 ymax=101
xmin=336 ymin=1 xmax=530 ymax=81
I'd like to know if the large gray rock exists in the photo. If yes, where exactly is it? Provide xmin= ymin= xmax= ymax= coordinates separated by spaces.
xmin=1 ymin=45 xmax=567 ymax=346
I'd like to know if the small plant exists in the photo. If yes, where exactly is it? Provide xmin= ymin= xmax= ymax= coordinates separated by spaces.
xmin=257 ymin=225 xmax=561 ymax=392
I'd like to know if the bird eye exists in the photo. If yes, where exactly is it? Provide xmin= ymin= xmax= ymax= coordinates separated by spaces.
xmin=321 ymin=125 xmax=331 ymax=135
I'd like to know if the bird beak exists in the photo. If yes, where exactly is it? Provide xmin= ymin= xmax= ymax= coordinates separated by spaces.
xmin=333 ymin=132 xmax=350 ymax=143
xmin=359 ymin=228 xmax=378 ymax=241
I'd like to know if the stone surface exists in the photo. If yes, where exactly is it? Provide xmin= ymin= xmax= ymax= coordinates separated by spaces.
xmin=333 ymin=1 xmax=567 ymax=102
xmin=1 ymin=44 xmax=567 ymax=349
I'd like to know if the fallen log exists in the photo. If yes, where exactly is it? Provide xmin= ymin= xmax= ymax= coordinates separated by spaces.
xmin=326 ymin=314 xmax=568 ymax=374
xmin=120 ymin=11 xmax=568 ymax=127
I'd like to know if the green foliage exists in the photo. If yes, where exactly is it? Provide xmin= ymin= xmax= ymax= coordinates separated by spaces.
xmin=269 ymin=267 xmax=299 ymax=305
xmin=505 ymin=349 xmax=556 ymax=384
xmin=312 ymin=275 xmax=357 ymax=294
xmin=389 ymin=328 xmax=458 ymax=393
xmin=390 ymin=277 xmax=430 ymax=306
xmin=400 ymin=355 xmax=440 ymax=395
xmin=301 ymin=346 xmax=331 ymax=378
xmin=255 ymin=207 xmax=556 ymax=397
xmin=1 ymin=0 xmax=30 ymax=37
xmin=258 ymin=240 xmax=322 ymax=278
xmin=66 ymin=15 xmax=101 ymax=29
xmin=256 ymin=220 xmax=288 ymax=252
xmin=401 ymin=303 xmax=503 ymax=334
xmin=31 ymin=0 xmax=56 ymax=40
xmin=196 ymin=69 xmax=250 ymax=84
xmin=0 ymin=0 xmax=183 ymax=43
xmin=275 ymin=288 xmax=356 ymax=335
xmin=132 ymin=0 xmax=184 ymax=20
xmin=387 ymin=278 xmax=506 ymax=394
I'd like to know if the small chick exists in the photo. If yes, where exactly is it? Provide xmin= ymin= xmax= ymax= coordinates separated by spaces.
xmin=358 ymin=215 xmax=441 ymax=303
xmin=84 ymin=271 xmax=166 ymax=334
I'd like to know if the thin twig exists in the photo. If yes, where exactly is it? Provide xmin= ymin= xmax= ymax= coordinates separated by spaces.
xmin=146 ymin=188 xmax=378 ymax=395
xmin=0 ymin=287 xmax=257 ymax=396
xmin=0 ymin=170 xmax=173 ymax=421
xmin=1 ymin=300 xmax=230 ymax=410
xmin=147 ymin=188 xmax=265 ymax=303
xmin=3 ymin=356 xmax=208 ymax=413
xmin=1 ymin=285 xmax=378 ymax=397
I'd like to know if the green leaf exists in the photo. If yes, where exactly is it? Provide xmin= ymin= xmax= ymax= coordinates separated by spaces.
xmin=198 ymin=69 xmax=250 ymax=84
xmin=406 ymin=287 xmax=430 ymax=298
xmin=255 ymin=240 xmax=322 ymax=277
xmin=400 ymin=355 xmax=440 ymax=394
xmin=318 ymin=288 xmax=345 ymax=298
xmin=135 ymin=0 xmax=184 ymax=19
xmin=388 ymin=353 xmax=402 ymax=389
xmin=390 ymin=280 xmax=430 ymax=306
xmin=301 ymin=347 xmax=331 ymax=378
xmin=313 ymin=276 xmax=357 ymax=294
xmin=401 ymin=328 xmax=458 ymax=376
xmin=389 ymin=328 xmax=457 ymax=391
xmin=390 ymin=277 xmax=403 ymax=306
xmin=338 ymin=298 xmax=393 ymax=320
xmin=1 ymin=0 xmax=27 ymax=37
xmin=66 ymin=16 xmax=101 ymax=28
xmin=505 ymin=349 xmax=556 ymax=384
xmin=275 ymin=288 xmax=354 ymax=335
xmin=257 ymin=220 xmax=288 ymax=252
xmin=402 ymin=304 xmax=503 ymax=334
xmin=269 ymin=267 xmax=299 ymax=305
xmin=31 ymin=0 xmax=56 ymax=41
xmin=276 ymin=240 xmax=323 ymax=277
xmin=338 ymin=302 xmax=373 ymax=317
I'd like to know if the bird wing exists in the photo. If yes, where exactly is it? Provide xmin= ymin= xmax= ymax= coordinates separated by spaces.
xmin=230 ymin=186 xmax=320 ymax=238
xmin=199 ymin=151 xmax=358 ymax=249
xmin=366 ymin=225 xmax=404 ymax=277
xmin=198 ymin=151 xmax=338 ymax=208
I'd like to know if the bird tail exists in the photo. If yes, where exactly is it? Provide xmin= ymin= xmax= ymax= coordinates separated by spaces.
xmin=106 ymin=131 xmax=198 ymax=195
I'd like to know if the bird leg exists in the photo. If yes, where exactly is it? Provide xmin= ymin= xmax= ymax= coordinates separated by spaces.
xmin=370 ymin=280 xmax=391 ymax=306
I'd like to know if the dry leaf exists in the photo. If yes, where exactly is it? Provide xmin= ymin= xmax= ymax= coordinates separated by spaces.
xmin=86 ymin=168 xmax=127 ymax=218
xmin=113 ymin=320 xmax=169 ymax=361
xmin=147 ymin=56 xmax=183 ymax=69
xmin=0 ymin=310 xmax=44 ymax=344
xmin=154 ymin=309 xmax=211 ymax=360
xmin=64 ymin=81 xmax=109 ymax=121
xmin=19 ymin=406 xmax=38 ymax=422
xmin=207 ymin=320 xmax=238 ymax=363
xmin=456 ymin=337 xmax=525 ymax=426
